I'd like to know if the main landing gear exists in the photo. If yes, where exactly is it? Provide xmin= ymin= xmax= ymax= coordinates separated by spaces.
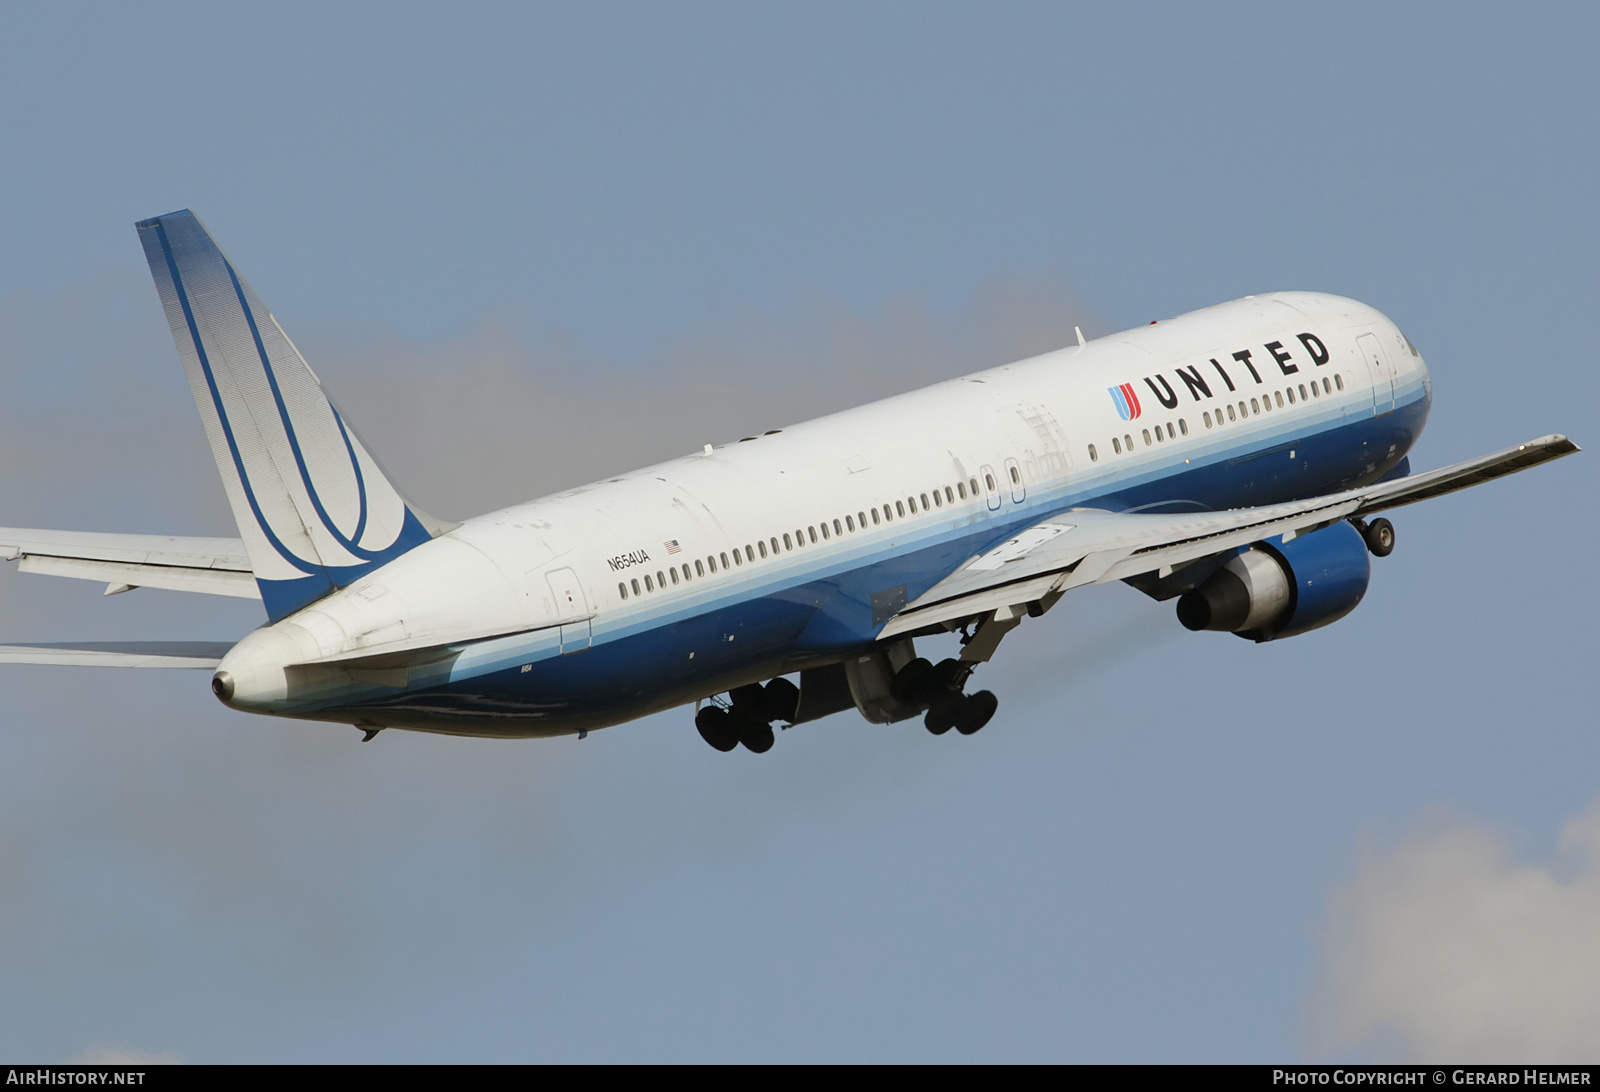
xmin=695 ymin=677 xmax=800 ymax=753
xmin=1351 ymin=516 xmax=1396 ymax=558
xmin=694 ymin=654 xmax=999 ymax=752
xmin=890 ymin=656 xmax=999 ymax=737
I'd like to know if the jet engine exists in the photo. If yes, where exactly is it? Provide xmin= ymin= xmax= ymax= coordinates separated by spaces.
xmin=1176 ymin=521 xmax=1371 ymax=642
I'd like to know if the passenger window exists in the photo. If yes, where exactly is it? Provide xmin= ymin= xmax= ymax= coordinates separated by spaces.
xmin=1287 ymin=386 xmax=1296 ymax=404
xmin=871 ymin=509 xmax=880 ymax=525
xmin=985 ymin=473 xmax=995 ymax=491
xmin=1238 ymin=401 xmax=1247 ymax=418
xmin=631 ymin=578 xmax=641 ymax=596
xmin=618 ymin=582 xmax=628 ymax=600
xmin=1227 ymin=404 xmax=1237 ymax=421
xmin=896 ymin=500 xmax=905 ymax=517
xmin=1142 ymin=428 xmax=1152 ymax=446
xmin=757 ymin=541 xmax=767 ymax=559
xmin=1089 ymin=443 xmax=1099 ymax=461
xmin=1009 ymin=466 xmax=1020 ymax=482
xmin=944 ymin=486 xmax=954 ymax=503
xmin=957 ymin=482 xmax=967 ymax=499
xmin=1179 ymin=419 xmax=1188 ymax=436
xmin=719 ymin=552 xmax=729 ymax=569
xmin=834 ymin=518 xmax=843 ymax=535
xmin=1275 ymin=391 xmax=1284 ymax=408
xmin=1250 ymin=398 xmax=1260 ymax=414
xmin=657 ymin=571 xmax=665 ymax=588
xmin=932 ymin=490 xmax=942 ymax=507
xmin=669 ymin=568 xmax=679 ymax=585
xmin=770 ymin=536 xmax=779 ymax=554
xmin=1124 ymin=434 xmax=1133 ymax=451
xmin=1299 ymin=383 xmax=1308 ymax=400
xmin=969 ymin=477 xmax=980 ymax=495
xmin=1203 ymin=411 xmax=1212 ymax=428
xmin=695 ymin=559 xmax=705 ymax=577
xmin=920 ymin=492 xmax=929 ymax=509
xmin=746 ymin=545 xmax=755 ymax=562
xmin=1322 ymin=377 xmax=1332 ymax=394
xmin=644 ymin=575 xmax=654 ymax=592
xmin=883 ymin=505 xmax=893 ymax=522
xmin=1311 ymin=381 xmax=1320 ymax=397
xmin=1335 ymin=373 xmax=1345 ymax=391
xmin=1112 ymin=437 xmax=1122 ymax=454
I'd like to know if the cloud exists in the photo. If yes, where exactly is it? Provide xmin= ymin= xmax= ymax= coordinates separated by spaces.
xmin=1306 ymin=798 xmax=1600 ymax=1062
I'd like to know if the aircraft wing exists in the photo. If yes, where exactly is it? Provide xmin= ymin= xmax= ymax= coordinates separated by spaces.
xmin=880 ymin=434 xmax=1578 ymax=639
xmin=0 ymin=528 xmax=257 ymax=599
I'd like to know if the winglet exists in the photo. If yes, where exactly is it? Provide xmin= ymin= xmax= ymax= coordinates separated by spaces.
xmin=137 ymin=210 xmax=449 ymax=622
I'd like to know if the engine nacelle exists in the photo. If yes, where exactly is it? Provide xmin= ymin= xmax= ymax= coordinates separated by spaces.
xmin=1176 ymin=521 xmax=1371 ymax=642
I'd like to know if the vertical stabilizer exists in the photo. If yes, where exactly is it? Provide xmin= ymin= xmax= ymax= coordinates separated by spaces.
xmin=137 ymin=210 xmax=442 ymax=621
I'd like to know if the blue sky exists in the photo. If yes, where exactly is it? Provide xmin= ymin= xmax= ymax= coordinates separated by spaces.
xmin=0 ymin=2 xmax=1595 ymax=1062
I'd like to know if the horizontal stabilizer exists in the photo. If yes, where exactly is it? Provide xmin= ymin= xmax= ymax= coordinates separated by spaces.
xmin=0 ymin=527 xmax=257 ymax=598
xmin=0 ymin=641 xmax=235 ymax=668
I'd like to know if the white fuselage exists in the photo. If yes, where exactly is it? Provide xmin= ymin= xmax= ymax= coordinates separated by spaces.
xmin=214 ymin=291 xmax=1431 ymax=736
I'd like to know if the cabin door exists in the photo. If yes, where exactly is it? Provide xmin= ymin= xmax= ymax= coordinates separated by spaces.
xmin=1356 ymin=333 xmax=1396 ymax=415
xmin=545 ymin=567 xmax=592 ymax=654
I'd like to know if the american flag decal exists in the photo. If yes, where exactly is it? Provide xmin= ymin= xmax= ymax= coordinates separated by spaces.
xmin=1108 ymin=382 xmax=1142 ymax=421
xmin=664 ymin=539 xmax=682 ymax=555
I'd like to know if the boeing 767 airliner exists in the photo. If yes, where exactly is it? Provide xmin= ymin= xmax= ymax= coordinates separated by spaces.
xmin=0 ymin=211 xmax=1578 ymax=751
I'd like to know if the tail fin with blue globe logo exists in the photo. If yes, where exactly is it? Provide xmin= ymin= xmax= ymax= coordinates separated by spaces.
xmin=137 ymin=209 xmax=450 ymax=622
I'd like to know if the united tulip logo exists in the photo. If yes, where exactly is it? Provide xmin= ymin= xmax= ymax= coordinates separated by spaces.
xmin=1109 ymin=383 xmax=1142 ymax=421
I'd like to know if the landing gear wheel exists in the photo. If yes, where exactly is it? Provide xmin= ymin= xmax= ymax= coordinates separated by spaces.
xmin=891 ymin=657 xmax=936 ymax=704
xmin=955 ymin=691 xmax=998 ymax=735
xmin=762 ymin=677 xmax=801 ymax=722
xmin=739 ymin=720 xmax=775 ymax=754
xmin=1364 ymin=517 xmax=1395 ymax=558
xmin=932 ymin=658 xmax=968 ymax=693
xmin=695 ymin=706 xmax=739 ymax=752
xmin=924 ymin=693 xmax=960 ymax=735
